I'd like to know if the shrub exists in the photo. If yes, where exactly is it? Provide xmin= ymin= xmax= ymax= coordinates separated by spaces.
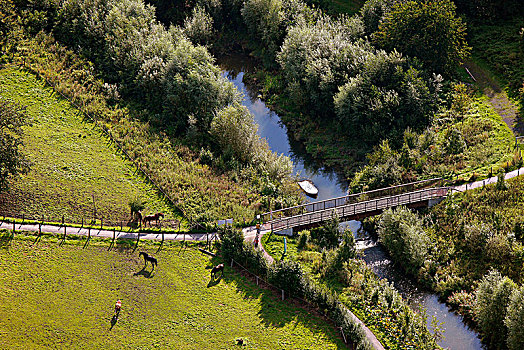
xmin=474 ymin=269 xmax=516 ymax=349
xmin=183 ymin=6 xmax=214 ymax=46
xmin=297 ymin=230 xmax=310 ymax=249
xmin=377 ymin=207 xmax=430 ymax=276
xmin=310 ymin=213 xmax=341 ymax=249
xmin=268 ymin=259 xmax=306 ymax=297
xmin=0 ymin=97 xmax=31 ymax=192
xmin=505 ymin=284 xmax=524 ymax=350
xmin=334 ymin=50 xmax=440 ymax=143
xmin=373 ymin=0 xmax=470 ymax=75
xmin=218 ymin=226 xmax=244 ymax=261
xmin=496 ymin=168 xmax=507 ymax=191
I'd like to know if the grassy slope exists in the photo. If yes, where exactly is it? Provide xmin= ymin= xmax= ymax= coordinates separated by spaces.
xmin=0 ymin=67 xmax=175 ymax=225
xmin=0 ymin=234 xmax=344 ymax=349
xmin=260 ymin=234 xmax=434 ymax=349
xmin=15 ymin=35 xmax=263 ymax=224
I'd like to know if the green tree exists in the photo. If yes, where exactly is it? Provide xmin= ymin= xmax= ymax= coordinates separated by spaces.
xmin=183 ymin=5 xmax=214 ymax=46
xmin=334 ymin=49 xmax=440 ymax=142
xmin=0 ymin=98 xmax=31 ymax=192
xmin=377 ymin=206 xmax=430 ymax=276
xmin=373 ymin=0 xmax=470 ymax=74
xmin=505 ymin=284 xmax=524 ymax=350
xmin=474 ymin=269 xmax=516 ymax=349
xmin=0 ymin=0 xmax=18 ymax=51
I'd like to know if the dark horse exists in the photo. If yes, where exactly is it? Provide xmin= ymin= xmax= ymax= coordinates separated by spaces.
xmin=210 ymin=263 xmax=224 ymax=280
xmin=143 ymin=212 xmax=164 ymax=227
xmin=139 ymin=252 xmax=158 ymax=269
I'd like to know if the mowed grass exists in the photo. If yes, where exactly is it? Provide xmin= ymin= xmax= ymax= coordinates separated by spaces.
xmin=0 ymin=234 xmax=345 ymax=349
xmin=0 ymin=67 xmax=176 ymax=224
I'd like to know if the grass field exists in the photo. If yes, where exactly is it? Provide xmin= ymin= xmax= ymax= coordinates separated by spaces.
xmin=0 ymin=67 xmax=177 ymax=225
xmin=0 ymin=233 xmax=345 ymax=349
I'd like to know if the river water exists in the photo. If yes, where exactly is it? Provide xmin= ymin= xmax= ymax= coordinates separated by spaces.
xmin=219 ymin=54 xmax=482 ymax=349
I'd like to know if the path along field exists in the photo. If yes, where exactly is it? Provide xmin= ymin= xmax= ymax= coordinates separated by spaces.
xmin=0 ymin=67 xmax=176 ymax=225
xmin=0 ymin=234 xmax=345 ymax=349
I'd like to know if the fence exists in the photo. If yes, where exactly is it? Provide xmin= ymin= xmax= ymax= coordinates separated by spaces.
xmin=0 ymin=210 xmax=184 ymax=233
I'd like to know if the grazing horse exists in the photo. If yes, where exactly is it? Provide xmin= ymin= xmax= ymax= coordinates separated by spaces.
xmin=139 ymin=252 xmax=158 ymax=269
xmin=142 ymin=212 xmax=164 ymax=227
xmin=210 ymin=263 xmax=224 ymax=280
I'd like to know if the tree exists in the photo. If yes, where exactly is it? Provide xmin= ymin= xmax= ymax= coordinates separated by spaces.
xmin=373 ymin=0 xmax=470 ymax=75
xmin=277 ymin=15 xmax=366 ymax=115
xmin=0 ymin=0 xmax=18 ymax=52
xmin=474 ymin=269 xmax=516 ymax=349
xmin=0 ymin=98 xmax=31 ymax=192
xmin=183 ymin=6 xmax=214 ymax=46
xmin=210 ymin=103 xmax=259 ymax=164
xmin=505 ymin=284 xmax=524 ymax=350
xmin=334 ymin=49 xmax=440 ymax=143
xmin=377 ymin=206 xmax=430 ymax=276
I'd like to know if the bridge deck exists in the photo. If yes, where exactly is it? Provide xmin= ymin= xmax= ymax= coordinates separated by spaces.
xmin=269 ymin=187 xmax=448 ymax=231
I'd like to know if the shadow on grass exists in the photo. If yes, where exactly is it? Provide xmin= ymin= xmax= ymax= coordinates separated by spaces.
xmin=0 ymin=232 xmax=13 ymax=248
xmin=205 ymin=256 xmax=336 ymax=335
xmin=207 ymin=275 xmax=222 ymax=288
xmin=110 ymin=313 xmax=119 ymax=330
xmin=133 ymin=267 xmax=155 ymax=279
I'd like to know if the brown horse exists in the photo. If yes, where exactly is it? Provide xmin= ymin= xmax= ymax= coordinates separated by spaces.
xmin=143 ymin=212 xmax=164 ymax=227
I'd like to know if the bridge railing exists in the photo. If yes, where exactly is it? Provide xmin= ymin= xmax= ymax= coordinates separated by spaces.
xmin=261 ymin=177 xmax=443 ymax=223
xmin=269 ymin=187 xmax=448 ymax=232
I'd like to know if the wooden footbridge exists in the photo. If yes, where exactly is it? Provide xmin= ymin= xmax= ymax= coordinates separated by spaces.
xmin=262 ymin=178 xmax=449 ymax=232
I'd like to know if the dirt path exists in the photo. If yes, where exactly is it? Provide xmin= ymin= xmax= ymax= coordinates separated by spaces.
xmin=464 ymin=60 xmax=524 ymax=136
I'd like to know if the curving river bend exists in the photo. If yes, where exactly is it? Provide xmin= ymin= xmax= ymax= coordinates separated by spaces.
xmin=219 ymin=54 xmax=482 ymax=349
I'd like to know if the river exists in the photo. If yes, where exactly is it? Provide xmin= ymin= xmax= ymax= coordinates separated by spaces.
xmin=218 ymin=54 xmax=482 ymax=349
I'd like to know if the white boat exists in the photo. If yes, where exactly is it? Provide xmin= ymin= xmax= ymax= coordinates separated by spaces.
xmin=298 ymin=179 xmax=319 ymax=197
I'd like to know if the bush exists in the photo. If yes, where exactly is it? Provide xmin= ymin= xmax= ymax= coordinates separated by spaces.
xmin=474 ymin=269 xmax=516 ymax=349
xmin=377 ymin=207 xmax=431 ymax=276
xmin=372 ymin=0 xmax=470 ymax=75
xmin=183 ymin=6 xmax=214 ymax=46
xmin=218 ymin=226 xmax=244 ymax=261
xmin=297 ymin=230 xmax=310 ymax=249
xmin=0 ymin=97 xmax=31 ymax=192
xmin=268 ymin=259 xmax=306 ymax=297
xmin=334 ymin=50 xmax=440 ymax=143
xmin=496 ymin=168 xmax=507 ymax=191
xmin=505 ymin=284 xmax=524 ymax=350
xmin=310 ymin=213 xmax=342 ymax=249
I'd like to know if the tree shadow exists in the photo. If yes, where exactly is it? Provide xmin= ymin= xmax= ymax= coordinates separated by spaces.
xmin=214 ymin=257 xmax=344 ymax=345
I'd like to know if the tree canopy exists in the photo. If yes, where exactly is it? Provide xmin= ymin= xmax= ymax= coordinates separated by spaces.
xmin=0 ymin=98 xmax=30 ymax=192
xmin=373 ymin=0 xmax=470 ymax=75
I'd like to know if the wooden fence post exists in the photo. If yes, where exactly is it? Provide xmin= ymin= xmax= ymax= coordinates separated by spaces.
xmin=62 ymin=216 xmax=64 ymax=227
xmin=281 ymin=290 xmax=285 ymax=301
